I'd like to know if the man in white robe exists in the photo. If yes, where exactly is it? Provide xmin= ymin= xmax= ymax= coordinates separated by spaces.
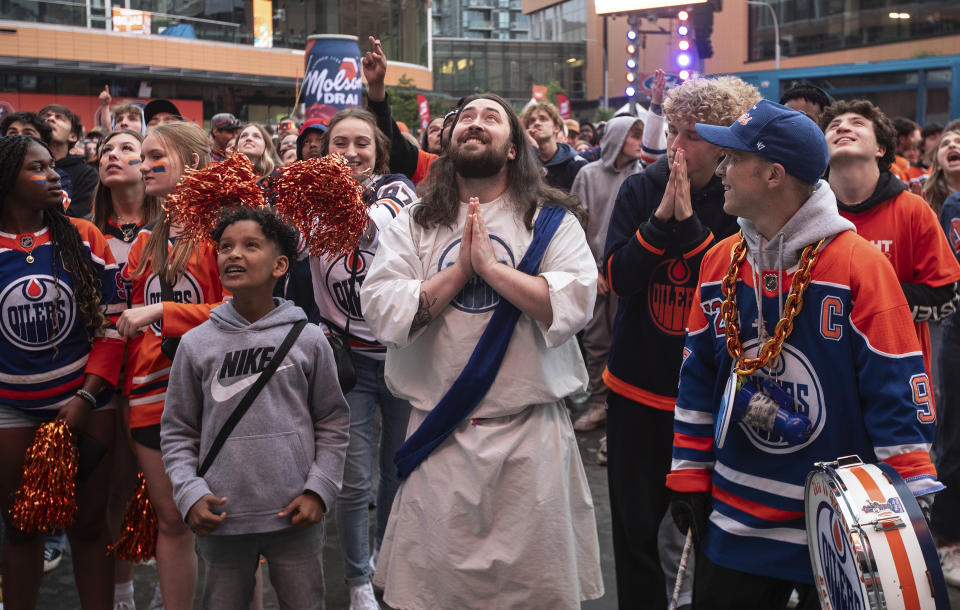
xmin=360 ymin=93 xmax=603 ymax=609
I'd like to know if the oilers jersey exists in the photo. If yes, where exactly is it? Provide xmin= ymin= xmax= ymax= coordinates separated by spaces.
xmin=0 ymin=219 xmax=125 ymax=414
xmin=666 ymin=230 xmax=938 ymax=584
xmin=122 ymin=226 xmax=225 ymax=428
xmin=290 ymin=173 xmax=417 ymax=360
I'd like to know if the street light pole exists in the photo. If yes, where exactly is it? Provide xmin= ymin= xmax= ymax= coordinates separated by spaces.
xmin=747 ymin=1 xmax=780 ymax=71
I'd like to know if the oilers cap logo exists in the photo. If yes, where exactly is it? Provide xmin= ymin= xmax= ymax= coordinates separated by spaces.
xmin=0 ymin=275 xmax=75 ymax=351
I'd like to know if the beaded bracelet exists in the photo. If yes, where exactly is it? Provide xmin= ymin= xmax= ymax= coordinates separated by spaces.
xmin=75 ymin=389 xmax=97 ymax=407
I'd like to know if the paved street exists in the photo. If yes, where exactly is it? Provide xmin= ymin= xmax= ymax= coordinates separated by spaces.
xmin=28 ymin=419 xmax=960 ymax=608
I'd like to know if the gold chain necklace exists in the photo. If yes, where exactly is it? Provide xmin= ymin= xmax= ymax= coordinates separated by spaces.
xmin=719 ymin=232 xmax=825 ymax=377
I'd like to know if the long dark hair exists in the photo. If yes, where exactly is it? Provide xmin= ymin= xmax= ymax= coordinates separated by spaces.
xmin=413 ymin=93 xmax=584 ymax=230
xmin=0 ymin=135 xmax=108 ymax=339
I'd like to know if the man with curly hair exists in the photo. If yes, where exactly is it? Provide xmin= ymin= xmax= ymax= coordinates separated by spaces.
xmin=602 ymin=76 xmax=761 ymax=609
xmin=822 ymin=100 xmax=960 ymax=415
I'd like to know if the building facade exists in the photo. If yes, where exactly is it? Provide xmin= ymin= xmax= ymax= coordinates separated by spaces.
xmin=0 ymin=0 xmax=432 ymax=128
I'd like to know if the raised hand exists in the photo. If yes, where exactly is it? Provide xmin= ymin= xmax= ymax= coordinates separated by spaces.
xmin=469 ymin=200 xmax=498 ymax=277
xmin=673 ymin=149 xmax=693 ymax=221
xmin=361 ymin=36 xmax=387 ymax=102
xmin=652 ymin=69 xmax=666 ymax=106
xmin=98 ymin=85 xmax=111 ymax=108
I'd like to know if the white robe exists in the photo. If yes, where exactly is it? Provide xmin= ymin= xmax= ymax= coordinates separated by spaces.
xmin=360 ymin=197 xmax=603 ymax=609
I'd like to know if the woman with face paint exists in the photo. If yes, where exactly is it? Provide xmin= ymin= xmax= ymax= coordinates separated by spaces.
xmin=115 ymin=122 xmax=226 ymax=610
xmin=236 ymin=123 xmax=282 ymax=204
xmin=0 ymin=135 xmax=126 ymax=609
xmin=89 ymin=128 xmax=164 ymax=610
xmin=285 ymin=107 xmax=417 ymax=609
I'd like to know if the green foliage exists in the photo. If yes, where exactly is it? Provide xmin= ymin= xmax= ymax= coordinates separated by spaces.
xmin=546 ymin=80 xmax=567 ymax=106
xmin=592 ymin=106 xmax=616 ymax=123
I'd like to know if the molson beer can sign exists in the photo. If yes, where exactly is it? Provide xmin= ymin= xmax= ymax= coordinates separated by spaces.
xmin=302 ymin=35 xmax=363 ymax=126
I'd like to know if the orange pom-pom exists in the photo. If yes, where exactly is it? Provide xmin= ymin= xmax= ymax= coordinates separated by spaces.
xmin=10 ymin=420 xmax=77 ymax=533
xmin=272 ymin=155 xmax=368 ymax=258
xmin=164 ymin=152 xmax=266 ymax=243
xmin=107 ymin=472 xmax=158 ymax=562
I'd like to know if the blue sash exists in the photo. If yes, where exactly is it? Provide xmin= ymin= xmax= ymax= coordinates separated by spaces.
xmin=394 ymin=205 xmax=568 ymax=480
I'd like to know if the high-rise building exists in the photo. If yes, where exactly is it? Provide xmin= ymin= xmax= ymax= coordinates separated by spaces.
xmin=434 ymin=0 xmax=530 ymax=40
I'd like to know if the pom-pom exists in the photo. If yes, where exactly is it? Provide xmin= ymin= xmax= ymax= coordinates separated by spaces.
xmin=273 ymin=155 xmax=368 ymax=257
xmin=164 ymin=152 xmax=266 ymax=243
xmin=107 ymin=472 xmax=158 ymax=562
xmin=10 ymin=420 xmax=77 ymax=533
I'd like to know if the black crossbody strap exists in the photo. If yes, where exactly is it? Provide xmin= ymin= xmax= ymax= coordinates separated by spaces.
xmin=159 ymin=239 xmax=174 ymax=301
xmin=197 ymin=319 xmax=308 ymax=477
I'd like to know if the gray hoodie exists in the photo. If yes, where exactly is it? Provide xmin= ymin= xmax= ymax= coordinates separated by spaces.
xmin=161 ymin=298 xmax=349 ymax=536
xmin=571 ymin=115 xmax=645 ymax=266
xmin=737 ymin=180 xmax=856 ymax=332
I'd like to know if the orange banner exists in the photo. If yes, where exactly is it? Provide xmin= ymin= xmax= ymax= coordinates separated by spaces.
xmin=532 ymin=85 xmax=547 ymax=101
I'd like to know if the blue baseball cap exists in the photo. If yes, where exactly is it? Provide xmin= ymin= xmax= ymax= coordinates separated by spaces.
xmin=695 ymin=100 xmax=829 ymax=185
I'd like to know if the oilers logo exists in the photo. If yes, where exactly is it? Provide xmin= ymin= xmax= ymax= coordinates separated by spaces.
xmin=815 ymin=501 xmax=865 ymax=610
xmin=738 ymin=339 xmax=825 ymax=454
xmin=648 ymin=257 xmax=696 ymax=335
xmin=325 ymin=249 xmax=370 ymax=321
xmin=437 ymin=235 xmax=515 ymax=313
xmin=143 ymin=272 xmax=203 ymax=335
xmin=0 ymin=275 xmax=75 ymax=351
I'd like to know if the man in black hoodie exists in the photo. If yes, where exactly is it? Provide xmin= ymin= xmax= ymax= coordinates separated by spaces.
xmin=602 ymin=76 xmax=761 ymax=609
xmin=38 ymin=104 xmax=98 ymax=219
xmin=522 ymin=101 xmax=587 ymax=192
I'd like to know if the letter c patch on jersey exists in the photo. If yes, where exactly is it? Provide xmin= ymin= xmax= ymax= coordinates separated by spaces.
xmin=820 ymin=296 xmax=843 ymax=341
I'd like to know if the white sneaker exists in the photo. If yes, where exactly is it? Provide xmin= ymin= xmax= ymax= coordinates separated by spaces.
xmin=349 ymin=582 xmax=380 ymax=610
xmin=939 ymin=543 xmax=960 ymax=588
xmin=114 ymin=600 xmax=136 ymax=610
xmin=596 ymin=436 xmax=608 ymax=466
xmin=573 ymin=406 xmax=606 ymax=432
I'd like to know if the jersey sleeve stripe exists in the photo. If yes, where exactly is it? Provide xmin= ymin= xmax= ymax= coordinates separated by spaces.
xmin=849 ymin=318 xmax=924 ymax=359
xmin=129 ymin=392 xmax=166 ymax=407
xmin=0 ymin=356 xmax=87 ymax=384
xmin=675 ymin=406 xmax=713 ymax=425
xmin=675 ymin=432 xmax=713 ymax=452
xmin=131 ymin=366 xmax=172 ymax=385
xmin=665 ymin=468 xmax=712 ymax=493
xmin=881 ymin=449 xmax=938 ymax=479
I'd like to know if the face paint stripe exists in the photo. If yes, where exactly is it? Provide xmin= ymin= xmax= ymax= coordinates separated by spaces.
xmin=150 ymin=162 xmax=167 ymax=173
xmin=29 ymin=176 xmax=47 ymax=184
xmin=126 ymin=156 xmax=142 ymax=166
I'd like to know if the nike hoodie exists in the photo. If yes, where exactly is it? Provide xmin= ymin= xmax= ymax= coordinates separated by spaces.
xmin=161 ymin=298 xmax=350 ymax=535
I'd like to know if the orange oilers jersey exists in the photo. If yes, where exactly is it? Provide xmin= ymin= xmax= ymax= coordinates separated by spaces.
xmin=0 ymin=219 xmax=125 ymax=413
xmin=122 ymin=227 xmax=226 ymax=429
xmin=668 ymin=230 xmax=937 ymax=584
xmin=840 ymin=189 xmax=960 ymax=402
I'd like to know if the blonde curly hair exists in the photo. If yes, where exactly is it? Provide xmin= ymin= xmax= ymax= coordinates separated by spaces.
xmin=663 ymin=76 xmax=763 ymax=128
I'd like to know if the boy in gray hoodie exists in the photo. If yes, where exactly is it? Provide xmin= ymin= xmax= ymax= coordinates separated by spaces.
xmin=161 ymin=207 xmax=350 ymax=609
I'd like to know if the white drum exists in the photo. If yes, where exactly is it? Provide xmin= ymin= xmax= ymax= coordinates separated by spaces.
xmin=805 ymin=455 xmax=948 ymax=609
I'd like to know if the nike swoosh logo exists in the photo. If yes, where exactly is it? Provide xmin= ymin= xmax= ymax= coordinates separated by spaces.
xmin=210 ymin=363 xmax=294 ymax=402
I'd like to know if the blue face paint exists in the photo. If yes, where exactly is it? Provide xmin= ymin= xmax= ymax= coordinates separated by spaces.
xmin=126 ymin=156 xmax=142 ymax=166
xmin=151 ymin=162 xmax=167 ymax=173
xmin=29 ymin=176 xmax=47 ymax=184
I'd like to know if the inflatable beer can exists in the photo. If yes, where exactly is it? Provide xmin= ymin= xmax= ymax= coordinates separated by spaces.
xmin=302 ymin=34 xmax=363 ymax=126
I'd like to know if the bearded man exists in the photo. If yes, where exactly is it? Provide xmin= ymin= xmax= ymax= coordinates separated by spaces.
xmin=360 ymin=94 xmax=603 ymax=609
